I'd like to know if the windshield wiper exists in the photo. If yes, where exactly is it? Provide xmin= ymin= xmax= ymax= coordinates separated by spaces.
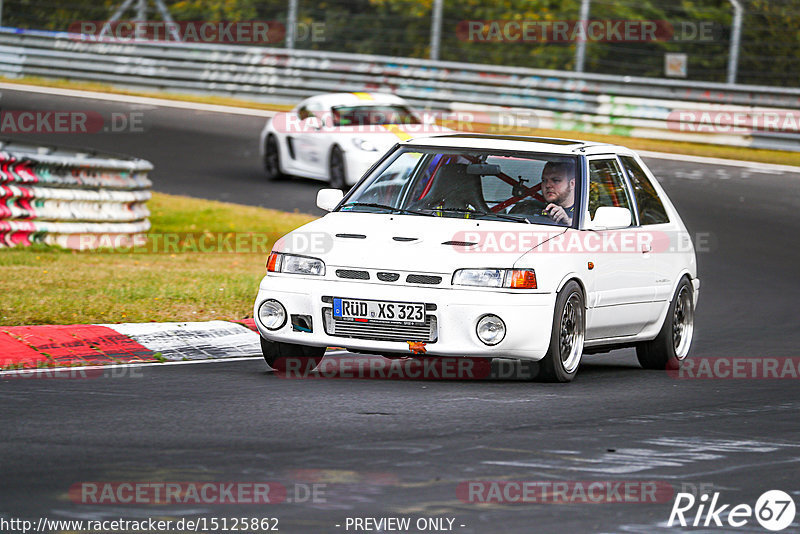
xmin=427 ymin=207 xmax=531 ymax=224
xmin=341 ymin=202 xmax=434 ymax=217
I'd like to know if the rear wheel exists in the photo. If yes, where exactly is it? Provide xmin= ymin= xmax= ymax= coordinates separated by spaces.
xmin=637 ymin=277 xmax=694 ymax=370
xmin=264 ymin=135 xmax=283 ymax=180
xmin=537 ymin=281 xmax=585 ymax=382
xmin=329 ymin=146 xmax=347 ymax=190
xmin=261 ymin=337 xmax=325 ymax=373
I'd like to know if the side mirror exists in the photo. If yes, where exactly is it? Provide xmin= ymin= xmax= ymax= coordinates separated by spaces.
xmin=587 ymin=206 xmax=632 ymax=230
xmin=316 ymin=188 xmax=344 ymax=211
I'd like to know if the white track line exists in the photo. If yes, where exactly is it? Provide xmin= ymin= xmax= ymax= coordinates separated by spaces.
xmin=638 ymin=149 xmax=800 ymax=174
xmin=0 ymin=350 xmax=350 ymax=377
xmin=0 ymin=82 xmax=277 ymax=117
xmin=4 ymin=82 xmax=798 ymax=172
xmin=0 ymin=356 xmax=262 ymax=377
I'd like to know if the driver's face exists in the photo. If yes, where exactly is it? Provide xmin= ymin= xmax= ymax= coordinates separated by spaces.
xmin=541 ymin=170 xmax=575 ymax=207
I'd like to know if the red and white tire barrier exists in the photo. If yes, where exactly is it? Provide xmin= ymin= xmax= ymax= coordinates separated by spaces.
xmin=0 ymin=140 xmax=152 ymax=248
xmin=0 ymin=320 xmax=261 ymax=370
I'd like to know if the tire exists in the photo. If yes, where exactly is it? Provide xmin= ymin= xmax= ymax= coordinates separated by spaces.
xmin=537 ymin=281 xmax=585 ymax=382
xmin=261 ymin=337 xmax=325 ymax=373
xmin=264 ymin=135 xmax=284 ymax=180
xmin=329 ymin=145 xmax=347 ymax=190
xmin=636 ymin=277 xmax=694 ymax=370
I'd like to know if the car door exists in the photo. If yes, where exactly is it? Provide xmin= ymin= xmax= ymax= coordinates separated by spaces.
xmin=618 ymin=154 xmax=678 ymax=306
xmin=583 ymin=156 xmax=658 ymax=339
xmin=293 ymin=100 xmax=330 ymax=176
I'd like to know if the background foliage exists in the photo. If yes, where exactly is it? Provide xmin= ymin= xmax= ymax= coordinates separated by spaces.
xmin=3 ymin=0 xmax=798 ymax=86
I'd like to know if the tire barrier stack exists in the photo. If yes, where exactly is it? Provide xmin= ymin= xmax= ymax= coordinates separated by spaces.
xmin=0 ymin=139 xmax=152 ymax=248
xmin=1 ymin=27 xmax=800 ymax=151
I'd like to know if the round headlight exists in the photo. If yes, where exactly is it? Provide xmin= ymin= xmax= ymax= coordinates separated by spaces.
xmin=476 ymin=314 xmax=506 ymax=346
xmin=259 ymin=299 xmax=287 ymax=330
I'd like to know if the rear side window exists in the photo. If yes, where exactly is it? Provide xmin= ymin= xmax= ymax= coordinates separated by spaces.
xmin=619 ymin=156 xmax=670 ymax=225
xmin=587 ymin=158 xmax=633 ymax=222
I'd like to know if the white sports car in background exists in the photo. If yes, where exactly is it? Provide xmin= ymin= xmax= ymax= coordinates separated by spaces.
xmin=259 ymin=92 xmax=449 ymax=189
xmin=254 ymin=133 xmax=699 ymax=382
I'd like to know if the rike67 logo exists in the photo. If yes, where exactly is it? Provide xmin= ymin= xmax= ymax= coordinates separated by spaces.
xmin=668 ymin=490 xmax=796 ymax=531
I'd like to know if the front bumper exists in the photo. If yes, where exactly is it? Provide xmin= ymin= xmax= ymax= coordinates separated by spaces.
xmin=254 ymin=274 xmax=557 ymax=360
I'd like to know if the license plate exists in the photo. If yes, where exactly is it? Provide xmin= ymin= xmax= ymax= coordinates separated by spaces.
xmin=333 ymin=298 xmax=425 ymax=324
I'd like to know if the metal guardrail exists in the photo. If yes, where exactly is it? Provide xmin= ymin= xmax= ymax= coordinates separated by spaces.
xmin=1 ymin=27 xmax=799 ymax=151
xmin=0 ymin=138 xmax=152 ymax=248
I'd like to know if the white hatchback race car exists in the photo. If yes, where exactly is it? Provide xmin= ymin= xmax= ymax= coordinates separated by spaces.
xmin=254 ymin=134 xmax=699 ymax=382
xmin=259 ymin=92 xmax=449 ymax=189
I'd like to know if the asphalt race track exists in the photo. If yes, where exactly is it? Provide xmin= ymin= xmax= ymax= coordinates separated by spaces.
xmin=2 ymin=87 xmax=800 ymax=533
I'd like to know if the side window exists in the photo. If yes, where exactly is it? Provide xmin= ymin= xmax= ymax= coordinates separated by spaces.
xmin=587 ymin=158 xmax=633 ymax=222
xmin=619 ymin=156 xmax=670 ymax=225
xmin=296 ymin=105 xmax=311 ymax=120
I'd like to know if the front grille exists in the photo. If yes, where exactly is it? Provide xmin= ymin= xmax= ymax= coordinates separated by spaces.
xmin=336 ymin=269 xmax=370 ymax=280
xmin=323 ymin=308 xmax=437 ymax=342
xmin=377 ymin=272 xmax=400 ymax=282
xmin=406 ymin=274 xmax=442 ymax=285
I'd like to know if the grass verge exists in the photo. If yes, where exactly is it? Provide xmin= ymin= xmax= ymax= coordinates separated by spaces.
xmin=3 ymin=75 xmax=799 ymax=167
xmin=0 ymin=193 xmax=315 ymax=325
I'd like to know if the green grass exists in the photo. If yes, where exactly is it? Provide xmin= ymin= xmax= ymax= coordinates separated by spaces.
xmin=0 ymin=193 xmax=315 ymax=325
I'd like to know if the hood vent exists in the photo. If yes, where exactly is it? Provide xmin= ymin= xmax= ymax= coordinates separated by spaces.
xmin=336 ymin=233 xmax=366 ymax=239
xmin=393 ymin=236 xmax=418 ymax=242
xmin=442 ymin=240 xmax=477 ymax=247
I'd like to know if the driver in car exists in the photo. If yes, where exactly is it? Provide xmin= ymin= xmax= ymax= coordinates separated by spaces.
xmin=540 ymin=161 xmax=576 ymax=225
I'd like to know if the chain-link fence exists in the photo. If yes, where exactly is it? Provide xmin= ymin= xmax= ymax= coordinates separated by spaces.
xmin=1 ymin=0 xmax=798 ymax=87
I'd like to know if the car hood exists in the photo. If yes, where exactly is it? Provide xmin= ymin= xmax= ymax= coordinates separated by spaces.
xmin=273 ymin=212 xmax=567 ymax=273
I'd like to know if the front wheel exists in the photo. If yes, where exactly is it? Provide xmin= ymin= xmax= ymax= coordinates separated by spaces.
xmin=261 ymin=337 xmax=325 ymax=373
xmin=636 ymin=277 xmax=694 ymax=370
xmin=329 ymin=146 xmax=347 ymax=190
xmin=537 ymin=281 xmax=585 ymax=382
xmin=264 ymin=135 xmax=283 ymax=181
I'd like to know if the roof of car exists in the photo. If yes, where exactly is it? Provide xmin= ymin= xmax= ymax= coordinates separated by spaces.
xmin=301 ymin=92 xmax=409 ymax=108
xmin=400 ymin=133 xmax=631 ymax=155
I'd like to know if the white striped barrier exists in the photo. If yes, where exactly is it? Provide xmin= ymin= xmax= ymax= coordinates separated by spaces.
xmin=0 ymin=139 xmax=152 ymax=248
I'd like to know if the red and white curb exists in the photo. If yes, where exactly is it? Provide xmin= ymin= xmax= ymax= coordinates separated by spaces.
xmin=0 ymin=319 xmax=262 ymax=370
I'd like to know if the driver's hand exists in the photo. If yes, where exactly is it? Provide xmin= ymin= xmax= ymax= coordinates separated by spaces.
xmin=544 ymin=203 xmax=571 ymax=224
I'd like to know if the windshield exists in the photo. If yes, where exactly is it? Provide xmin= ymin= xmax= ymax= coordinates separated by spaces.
xmin=339 ymin=147 xmax=580 ymax=227
xmin=332 ymin=105 xmax=420 ymax=127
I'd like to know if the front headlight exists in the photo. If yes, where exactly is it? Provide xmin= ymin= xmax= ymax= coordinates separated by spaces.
xmin=352 ymin=138 xmax=379 ymax=151
xmin=452 ymin=269 xmax=505 ymax=288
xmin=452 ymin=269 xmax=537 ymax=289
xmin=267 ymin=252 xmax=325 ymax=276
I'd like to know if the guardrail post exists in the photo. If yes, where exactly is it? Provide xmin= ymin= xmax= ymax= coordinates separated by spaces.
xmin=727 ymin=0 xmax=743 ymax=84
xmin=286 ymin=0 xmax=298 ymax=49
xmin=574 ymin=0 xmax=590 ymax=72
xmin=430 ymin=0 xmax=444 ymax=61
